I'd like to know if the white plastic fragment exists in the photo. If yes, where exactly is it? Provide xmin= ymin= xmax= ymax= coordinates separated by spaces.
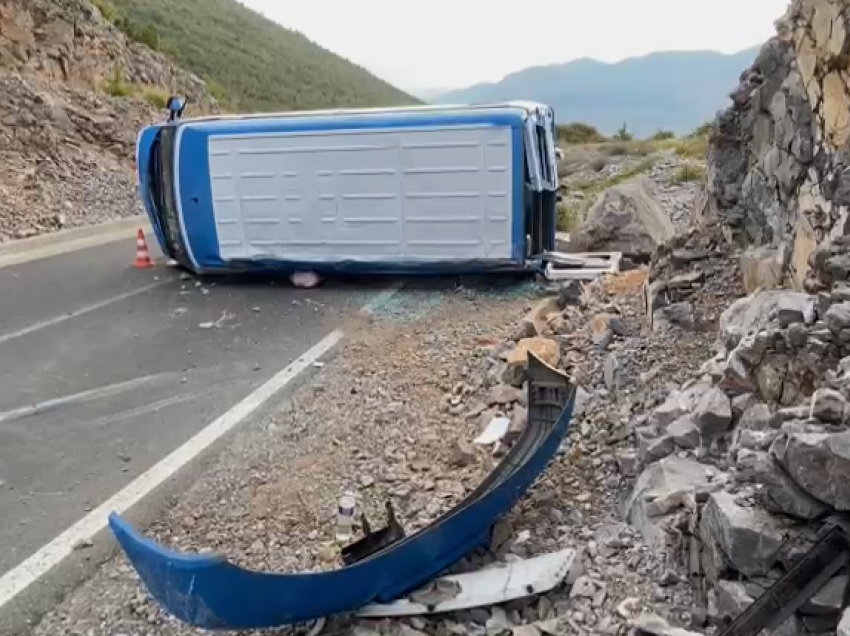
xmin=474 ymin=416 xmax=510 ymax=445
xmin=357 ymin=548 xmax=576 ymax=617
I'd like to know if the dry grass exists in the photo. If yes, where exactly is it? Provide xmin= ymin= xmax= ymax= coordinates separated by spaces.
xmin=569 ymin=158 xmax=657 ymax=194
xmin=553 ymin=126 xmax=710 ymax=233
xmin=100 ymin=66 xmax=171 ymax=109
xmin=654 ymin=134 xmax=710 ymax=160
xmin=141 ymin=87 xmax=170 ymax=109
xmin=556 ymin=201 xmax=585 ymax=232
xmin=668 ymin=162 xmax=707 ymax=185
xmin=559 ymin=132 xmax=710 ymax=164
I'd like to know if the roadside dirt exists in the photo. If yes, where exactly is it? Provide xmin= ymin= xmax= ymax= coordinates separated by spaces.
xmin=32 ymin=281 xmax=552 ymax=635
xmin=32 ymin=253 xmax=737 ymax=636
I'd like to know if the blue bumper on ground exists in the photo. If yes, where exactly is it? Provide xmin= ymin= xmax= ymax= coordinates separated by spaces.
xmin=109 ymin=352 xmax=576 ymax=631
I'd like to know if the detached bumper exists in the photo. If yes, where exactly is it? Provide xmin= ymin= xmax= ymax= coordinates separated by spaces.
xmin=109 ymin=352 xmax=576 ymax=631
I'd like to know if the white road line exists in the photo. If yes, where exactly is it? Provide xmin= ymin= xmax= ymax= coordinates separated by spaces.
xmin=0 ymin=280 xmax=170 ymax=346
xmin=0 ymin=328 xmax=345 ymax=610
xmin=0 ymin=373 xmax=174 ymax=425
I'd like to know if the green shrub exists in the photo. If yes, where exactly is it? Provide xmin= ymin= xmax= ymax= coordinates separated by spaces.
xmin=652 ymin=130 xmax=676 ymax=141
xmin=142 ymin=87 xmax=169 ymax=108
xmin=114 ymin=16 xmax=161 ymax=50
xmin=206 ymin=78 xmax=237 ymax=110
xmin=105 ymin=0 xmax=419 ymax=112
xmin=103 ymin=66 xmax=131 ymax=97
xmin=691 ymin=121 xmax=714 ymax=138
xmin=673 ymin=134 xmax=709 ymax=160
xmin=557 ymin=201 xmax=584 ymax=232
xmin=90 ymin=0 xmax=118 ymax=22
xmin=557 ymin=122 xmax=606 ymax=145
xmin=613 ymin=122 xmax=633 ymax=142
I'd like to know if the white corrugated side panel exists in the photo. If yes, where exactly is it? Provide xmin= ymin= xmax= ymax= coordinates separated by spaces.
xmin=207 ymin=126 xmax=514 ymax=263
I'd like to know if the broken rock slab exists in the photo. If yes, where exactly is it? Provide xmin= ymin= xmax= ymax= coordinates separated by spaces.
xmin=652 ymin=301 xmax=696 ymax=333
xmin=624 ymin=456 xmax=725 ymax=551
xmin=692 ymin=387 xmax=733 ymax=441
xmin=779 ymin=430 xmax=850 ymax=510
xmin=801 ymin=574 xmax=848 ymax=616
xmin=809 ymin=387 xmax=847 ymax=423
xmin=740 ymin=244 xmax=787 ymax=294
xmin=631 ymin=612 xmax=704 ymax=636
xmin=712 ymin=580 xmax=754 ymax=621
xmin=667 ymin=414 xmax=700 ymax=449
xmin=635 ymin=427 xmax=675 ymax=466
xmin=699 ymin=491 xmax=785 ymax=579
xmin=571 ymin=178 xmax=677 ymax=260
xmin=825 ymin=302 xmax=850 ymax=341
xmin=719 ymin=290 xmax=816 ymax=345
xmin=512 ymin=297 xmax=561 ymax=340
xmin=839 ymin=607 xmax=850 ymax=636
xmin=650 ymin=383 xmax=711 ymax=428
xmin=502 ymin=337 xmax=560 ymax=387
xmin=753 ymin=452 xmax=829 ymax=520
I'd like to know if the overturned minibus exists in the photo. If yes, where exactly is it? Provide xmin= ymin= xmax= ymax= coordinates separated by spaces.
xmin=136 ymin=101 xmax=559 ymax=275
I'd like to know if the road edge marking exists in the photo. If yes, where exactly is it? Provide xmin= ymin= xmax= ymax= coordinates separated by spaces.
xmin=0 ymin=280 xmax=171 ymax=347
xmin=0 ymin=218 xmax=151 ymax=270
xmin=0 ymin=328 xmax=344 ymax=610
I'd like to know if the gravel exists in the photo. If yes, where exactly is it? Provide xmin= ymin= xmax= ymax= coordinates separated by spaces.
xmin=29 ymin=249 xmax=736 ymax=636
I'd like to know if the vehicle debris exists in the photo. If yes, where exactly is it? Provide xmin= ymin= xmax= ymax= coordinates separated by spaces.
xmin=718 ymin=515 xmax=850 ymax=636
xmin=356 ymin=547 xmax=577 ymax=618
xmin=107 ymin=352 xmax=577 ymax=630
xmin=198 ymin=310 xmax=234 ymax=329
xmin=473 ymin=415 xmax=510 ymax=445
xmin=542 ymin=251 xmax=622 ymax=281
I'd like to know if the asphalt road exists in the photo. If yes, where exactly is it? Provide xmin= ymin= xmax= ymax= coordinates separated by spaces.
xmin=0 ymin=234 xmax=380 ymax=578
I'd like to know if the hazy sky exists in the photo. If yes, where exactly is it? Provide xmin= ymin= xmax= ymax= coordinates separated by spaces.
xmin=241 ymin=0 xmax=791 ymax=91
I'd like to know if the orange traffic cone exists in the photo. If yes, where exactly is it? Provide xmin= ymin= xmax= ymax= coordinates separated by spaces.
xmin=134 ymin=229 xmax=154 ymax=269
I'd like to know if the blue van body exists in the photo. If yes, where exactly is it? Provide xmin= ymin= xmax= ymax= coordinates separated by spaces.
xmin=136 ymin=102 xmax=558 ymax=275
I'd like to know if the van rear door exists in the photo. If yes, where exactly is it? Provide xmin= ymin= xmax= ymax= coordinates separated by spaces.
xmin=523 ymin=108 xmax=557 ymax=257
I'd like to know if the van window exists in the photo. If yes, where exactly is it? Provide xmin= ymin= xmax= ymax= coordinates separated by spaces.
xmin=535 ymin=123 xmax=555 ymax=188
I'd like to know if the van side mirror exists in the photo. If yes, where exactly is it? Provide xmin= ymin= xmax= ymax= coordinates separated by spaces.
xmin=166 ymin=96 xmax=186 ymax=122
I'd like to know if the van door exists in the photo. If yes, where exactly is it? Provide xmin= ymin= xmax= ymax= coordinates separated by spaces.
xmin=523 ymin=111 xmax=557 ymax=257
xmin=536 ymin=113 xmax=557 ymax=253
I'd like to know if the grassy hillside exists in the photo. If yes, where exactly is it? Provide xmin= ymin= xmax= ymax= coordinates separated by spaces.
xmin=435 ymin=48 xmax=760 ymax=138
xmin=93 ymin=0 xmax=420 ymax=112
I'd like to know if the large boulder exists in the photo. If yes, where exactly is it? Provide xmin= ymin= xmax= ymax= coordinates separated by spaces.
xmin=719 ymin=290 xmax=815 ymax=344
xmin=624 ymin=456 xmax=726 ymax=551
xmin=777 ymin=430 xmax=850 ymax=510
xmin=571 ymin=178 xmax=677 ymax=259
xmin=699 ymin=491 xmax=785 ymax=579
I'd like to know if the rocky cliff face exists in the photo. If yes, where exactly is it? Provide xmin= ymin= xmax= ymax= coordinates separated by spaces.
xmin=0 ymin=0 xmax=217 ymax=240
xmin=703 ymin=0 xmax=850 ymax=291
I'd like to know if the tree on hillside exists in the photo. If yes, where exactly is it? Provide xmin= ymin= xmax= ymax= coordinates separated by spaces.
xmin=613 ymin=122 xmax=633 ymax=142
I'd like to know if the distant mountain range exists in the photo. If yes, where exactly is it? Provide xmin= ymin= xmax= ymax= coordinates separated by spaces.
xmin=430 ymin=47 xmax=761 ymax=138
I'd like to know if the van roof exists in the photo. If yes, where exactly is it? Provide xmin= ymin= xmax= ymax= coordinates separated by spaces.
xmin=173 ymin=101 xmax=552 ymax=127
